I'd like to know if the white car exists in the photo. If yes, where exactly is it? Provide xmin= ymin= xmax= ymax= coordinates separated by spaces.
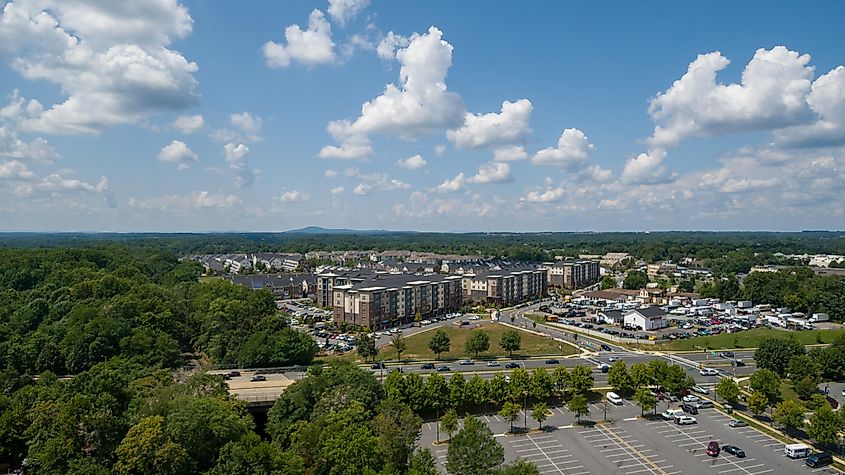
xmin=609 ymin=356 xmax=620 ymax=362
xmin=676 ymin=415 xmax=697 ymax=425
xmin=487 ymin=361 xmax=501 ymax=367
xmin=606 ymin=392 xmax=624 ymax=405
xmin=700 ymin=368 xmax=719 ymax=376
xmin=682 ymin=394 xmax=700 ymax=403
xmin=662 ymin=409 xmax=683 ymax=420
xmin=468 ymin=315 xmax=481 ymax=320
xmin=692 ymin=385 xmax=710 ymax=395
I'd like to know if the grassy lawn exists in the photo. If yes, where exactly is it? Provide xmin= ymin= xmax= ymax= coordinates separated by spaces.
xmin=379 ymin=323 xmax=578 ymax=361
xmin=653 ymin=327 xmax=845 ymax=351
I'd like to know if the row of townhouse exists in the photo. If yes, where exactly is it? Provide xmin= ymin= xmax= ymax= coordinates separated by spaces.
xmin=222 ymin=274 xmax=316 ymax=299
xmin=544 ymin=259 xmax=600 ymax=289
xmin=191 ymin=253 xmax=305 ymax=274
xmin=331 ymin=274 xmax=463 ymax=330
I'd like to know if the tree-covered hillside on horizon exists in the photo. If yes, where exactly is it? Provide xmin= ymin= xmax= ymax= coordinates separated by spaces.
xmin=0 ymin=231 xmax=843 ymax=274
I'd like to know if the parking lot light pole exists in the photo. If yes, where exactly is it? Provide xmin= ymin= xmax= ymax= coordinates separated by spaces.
xmin=523 ymin=392 xmax=528 ymax=429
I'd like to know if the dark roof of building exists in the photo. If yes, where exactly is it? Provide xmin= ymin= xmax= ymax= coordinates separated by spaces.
xmin=632 ymin=307 xmax=668 ymax=318
xmin=601 ymin=310 xmax=625 ymax=320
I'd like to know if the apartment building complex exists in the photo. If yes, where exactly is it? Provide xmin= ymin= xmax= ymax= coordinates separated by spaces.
xmin=461 ymin=267 xmax=548 ymax=305
xmin=328 ymin=273 xmax=463 ymax=330
xmin=546 ymin=259 xmax=600 ymax=289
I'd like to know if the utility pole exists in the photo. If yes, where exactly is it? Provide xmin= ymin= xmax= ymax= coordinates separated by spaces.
xmin=436 ymin=408 xmax=440 ymax=442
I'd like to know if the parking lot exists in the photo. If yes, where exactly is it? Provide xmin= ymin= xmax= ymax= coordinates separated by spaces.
xmin=419 ymin=398 xmax=840 ymax=475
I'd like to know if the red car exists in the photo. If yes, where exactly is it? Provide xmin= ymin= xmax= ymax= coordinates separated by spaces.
xmin=707 ymin=441 xmax=720 ymax=457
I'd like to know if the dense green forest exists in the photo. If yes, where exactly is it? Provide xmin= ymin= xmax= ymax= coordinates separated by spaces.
xmin=0 ymin=246 xmax=317 ymax=473
xmin=1 ymin=231 xmax=843 ymax=273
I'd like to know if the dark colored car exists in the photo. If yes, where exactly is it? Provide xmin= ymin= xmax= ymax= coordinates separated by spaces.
xmin=227 ymin=370 xmax=241 ymax=378
xmin=545 ymin=359 xmax=560 ymax=365
xmin=371 ymin=362 xmax=386 ymax=369
xmin=806 ymin=452 xmax=833 ymax=468
xmin=222 ymin=374 xmax=231 ymax=381
xmin=505 ymin=362 xmax=520 ymax=369
xmin=722 ymin=445 xmax=745 ymax=458
xmin=436 ymin=365 xmax=451 ymax=372
xmin=731 ymin=359 xmax=746 ymax=367
xmin=706 ymin=441 xmax=720 ymax=457
xmin=600 ymin=344 xmax=612 ymax=351
xmin=421 ymin=363 xmax=435 ymax=370
xmin=682 ymin=403 xmax=699 ymax=415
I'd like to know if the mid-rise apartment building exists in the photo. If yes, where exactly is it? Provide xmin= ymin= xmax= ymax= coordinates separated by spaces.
xmin=461 ymin=267 xmax=547 ymax=305
xmin=330 ymin=274 xmax=463 ymax=330
xmin=546 ymin=260 xmax=600 ymax=289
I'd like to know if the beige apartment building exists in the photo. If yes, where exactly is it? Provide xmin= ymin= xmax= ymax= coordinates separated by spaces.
xmin=461 ymin=267 xmax=548 ymax=305
xmin=328 ymin=273 xmax=462 ymax=330
xmin=546 ymin=259 xmax=600 ymax=289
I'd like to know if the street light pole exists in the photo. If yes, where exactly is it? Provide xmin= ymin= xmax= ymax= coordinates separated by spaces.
xmin=523 ymin=392 xmax=528 ymax=429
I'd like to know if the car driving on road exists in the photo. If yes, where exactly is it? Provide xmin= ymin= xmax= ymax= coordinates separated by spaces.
xmin=436 ymin=365 xmax=450 ymax=372
xmin=250 ymin=374 xmax=266 ymax=382
xmin=420 ymin=363 xmax=435 ymax=370
xmin=459 ymin=359 xmax=473 ymax=365
xmin=699 ymin=367 xmax=718 ymax=376
xmin=545 ymin=358 xmax=560 ymax=364
xmin=505 ymin=362 xmax=521 ymax=369
xmin=486 ymin=361 xmax=500 ymax=367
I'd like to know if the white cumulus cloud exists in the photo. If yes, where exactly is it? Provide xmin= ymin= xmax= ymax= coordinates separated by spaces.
xmin=321 ymin=27 xmax=465 ymax=159
xmin=0 ymin=0 xmax=198 ymax=134
xmin=263 ymin=9 xmax=335 ymax=68
xmin=327 ymin=0 xmax=370 ymax=25
xmin=157 ymin=140 xmax=198 ymax=170
xmin=224 ymin=143 xmax=254 ymax=188
xmin=395 ymin=154 xmax=427 ymax=170
xmin=493 ymin=145 xmax=528 ymax=162
xmin=447 ymin=99 xmax=532 ymax=149
xmin=277 ymin=190 xmax=310 ymax=203
xmin=532 ymin=128 xmax=595 ymax=168
xmin=433 ymin=173 xmax=465 ymax=193
xmin=648 ymin=46 xmax=815 ymax=147
xmin=524 ymin=187 xmax=565 ymax=203
xmin=620 ymin=149 xmax=676 ymax=185
xmin=467 ymin=161 xmax=512 ymax=184
xmin=173 ymin=114 xmax=204 ymax=134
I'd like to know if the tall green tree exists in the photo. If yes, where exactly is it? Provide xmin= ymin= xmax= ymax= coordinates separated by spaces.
xmin=408 ymin=448 xmax=438 ymax=475
xmin=357 ymin=332 xmax=377 ymax=362
xmin=373 ymin=399 xmax=423 ymax=472
xmin=499 ymin=401 xmax=521 ymax=433
xmin=623 ymin=271 xmax=648 ymax=290
xmin=529 ymin=368 xmax=554 ymax=401
xmin=551 ymin=366 xmax=569 ymax=396
xmin=749 ymin=369 xmax=781 ymax=404
xmin=499 ymin=330 xmax=522 ymax=357
xmin=465 ymin=330 xmax=490 ymax=358
xmin=773 ymin=400 xmax=805 ymax=432
xmin=568 ymin=365 xmax=594 ymax=396
xmin=715 ymin=378 xmax=741 ymax=405
xmin=114 ymin=416 xmax=192 ymax=475
xmin=390 ymin=332 xmax=407 ymax=363
xmin=568 ymin=394 xmax=590 ymax=423
xmin=633 ymin=388 xmax=657 ymax=416
xmin=747 ymin=392 xmax=769 ymax=417
xmin=428 ymin=329 xmax=451 ymax=360
xmin=531 ymin=403 xmax=549 ymax=430
xmin=608 ymin=361 xmax=633 ymax=396
xmin=630 ymin=363 xmax=652 ymax=390
xmin=508 ymin=368 xmax=530 ymax=402
xmin=440 ymin=409 xmax=459 ymax=442
xmin=445 ymin=416 xmax=505 ymax=475
xmin=807 ymin=405 xmax=844 ymax=445
xmin=754 ymin=336 xmax=804 ymax=377
xmin=496 ymin=459 xmax=540 ymax=475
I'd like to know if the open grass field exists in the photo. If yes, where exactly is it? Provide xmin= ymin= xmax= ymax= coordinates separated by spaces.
xmin=378 ymin=323 xmax=579 ymax=361
xmin=653 ymin=327 xmax=845 ymax=351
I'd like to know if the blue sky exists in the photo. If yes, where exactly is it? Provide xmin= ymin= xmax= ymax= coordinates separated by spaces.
xmin=1 ymin=0 xmax=844 ymax=232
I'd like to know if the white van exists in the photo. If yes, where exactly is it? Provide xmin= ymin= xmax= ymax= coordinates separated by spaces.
xmin=784 ymin=444 xmax=811 ymax=459
xmin=607 ymin=392 xmax=624 ymax=405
